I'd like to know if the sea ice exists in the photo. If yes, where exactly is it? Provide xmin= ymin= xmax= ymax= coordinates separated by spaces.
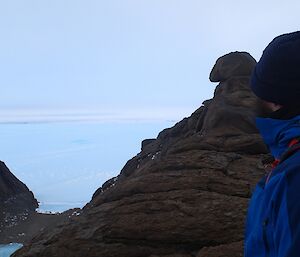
xmin=0 ymin=243 xmax=23 ymax=257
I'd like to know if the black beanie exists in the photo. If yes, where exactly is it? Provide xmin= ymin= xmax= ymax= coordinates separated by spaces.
xmin=251 ymin=31 xmax=300 ymax=105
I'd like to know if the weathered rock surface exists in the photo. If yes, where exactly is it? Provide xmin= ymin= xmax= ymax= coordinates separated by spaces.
xmin=0 ymin=161 xmax=37 ymax=211
xmin=0 ymin=161 xmax=38 ymax=235
xmin=0 ymin=208 xmax=82 ymax=244
xmin=209 ymin=52 xmax=256 ymax=82
xmin=14 ymin=52 xmax=270 ymax=257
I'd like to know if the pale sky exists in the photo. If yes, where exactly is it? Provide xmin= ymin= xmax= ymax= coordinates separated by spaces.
xmin=0 ymin=0 xmax=299 ymax=121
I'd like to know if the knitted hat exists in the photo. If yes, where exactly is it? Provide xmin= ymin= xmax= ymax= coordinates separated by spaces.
xmin=251 ymin=31 xmax=300 ymax=105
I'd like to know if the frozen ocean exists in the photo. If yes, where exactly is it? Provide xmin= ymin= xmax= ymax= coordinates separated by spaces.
xmin=0 ymin=120 xmax=173 ymax=212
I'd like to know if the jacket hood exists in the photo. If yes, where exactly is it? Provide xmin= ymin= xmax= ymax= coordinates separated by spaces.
xmin=255 ymin=114 xmax=300 ymax=159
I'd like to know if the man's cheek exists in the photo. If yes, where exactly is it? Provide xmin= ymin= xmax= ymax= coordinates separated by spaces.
xmin=255 ymin=99 xmax=273 ymax=117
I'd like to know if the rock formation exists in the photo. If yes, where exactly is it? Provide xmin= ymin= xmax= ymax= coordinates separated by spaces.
xmin=0 ymin=161 xmax=38 ymax=234
xmin=13 ymin=52 xmax=270 ymax=257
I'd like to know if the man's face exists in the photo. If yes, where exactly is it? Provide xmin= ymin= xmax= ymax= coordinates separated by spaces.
xmin=255 ymin=98 xmax=282 ymax=118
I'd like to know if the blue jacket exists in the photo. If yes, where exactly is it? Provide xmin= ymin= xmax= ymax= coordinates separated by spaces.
xmin=245 ymin=115 xmax=300 ymax=257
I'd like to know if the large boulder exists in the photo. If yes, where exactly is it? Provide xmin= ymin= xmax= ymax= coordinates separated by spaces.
xmin=13 ymin=52 xmax=269 ymax=257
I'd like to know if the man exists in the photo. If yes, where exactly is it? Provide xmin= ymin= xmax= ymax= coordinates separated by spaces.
xmin=244 ymin=31 xmax=300 ymax=257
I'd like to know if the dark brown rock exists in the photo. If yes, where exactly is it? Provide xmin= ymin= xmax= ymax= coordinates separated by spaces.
xmin=0 ymin=161 xmax=38 ymax=235
xmin=13 ymin=52 xmax=268 ymax=257
xmin=0 ymin=210 xmax=78 ymax=244
xmin=0 ymin=161 xmax=37 ymax=209
xmin=142 ymin=139 xmax=157 ymax=151
xmin=209 ymin=51 xmax=256 ymax=82
xmin=196 ymin=241 xmax=244 ymax=257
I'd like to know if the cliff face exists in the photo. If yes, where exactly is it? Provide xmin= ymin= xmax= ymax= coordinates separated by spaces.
xmin=0 ymin=161 xmax=38 ymax=233
xmin=14 ymin=52 xmax=269 ymax=257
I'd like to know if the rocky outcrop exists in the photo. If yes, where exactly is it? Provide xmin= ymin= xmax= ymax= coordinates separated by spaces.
xmin=14 ymin=52 xmax=270 ymax=257
xmin=0 ymin=160 xmax=86 ymax=245
xmin=0 ymin=162 xmax=38 ymax=232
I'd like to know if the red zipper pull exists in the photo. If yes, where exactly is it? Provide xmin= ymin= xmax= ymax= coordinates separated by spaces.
xmin=271 ymin=159 xmax=280 ymax=169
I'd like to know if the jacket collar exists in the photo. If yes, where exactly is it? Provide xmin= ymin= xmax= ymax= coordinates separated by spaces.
xmin=255 ymin=114 xmax=300 ymax=159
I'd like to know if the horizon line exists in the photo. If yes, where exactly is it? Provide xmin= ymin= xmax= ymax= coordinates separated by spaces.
xmin=0 ymin=106 xmax=197 ymax=124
